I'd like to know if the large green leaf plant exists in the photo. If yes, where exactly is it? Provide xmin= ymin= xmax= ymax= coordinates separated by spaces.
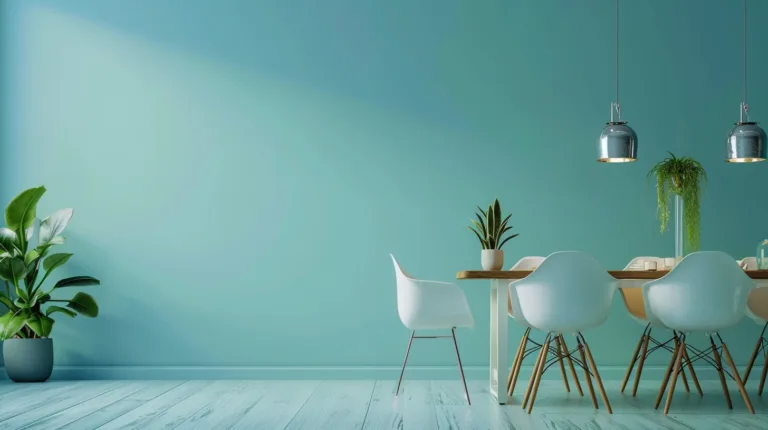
xmin=0 ymin=186 xmax=100 ymax=340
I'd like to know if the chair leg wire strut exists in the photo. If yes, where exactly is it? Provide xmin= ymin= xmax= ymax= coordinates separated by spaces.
xmin=520 ymin=332 xmax=611 ymax=414
xmin=621 ymin=324 xmax=700 ymax=397
xmin=654 ymin=333 xmax=754 ymax=414
xmin=395 ymin=328 xmax=471 ymax=405
xmin=507 ymin=330 xmax=583 ymax=399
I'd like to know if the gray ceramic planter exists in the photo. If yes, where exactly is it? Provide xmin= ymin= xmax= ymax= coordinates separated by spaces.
xmin=3 ymin=338 xmax=54 ymax=382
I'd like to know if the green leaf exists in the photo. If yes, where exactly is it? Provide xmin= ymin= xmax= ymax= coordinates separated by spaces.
xmin=0 ymin=294 xmax=14 ymax=310
xmin=34 ymin=253 xmax=73 ymax=291
xmin=45 ymin=305 xmax=76 ymax=318
xmin=42 ymin=253 xmax=73 ymax=272
xmin=468 ymin=226 xmax=489 ymax=249
xmin=497 ymin=214 xmax=512 ymax=237
xmin=14 ymin=285 xmax=28 ymax=302
xmin=474 ymin=213 xmax=487 ymax=237
xmin=54 ymin=276 xmax=100 ymax=289
xmin=0 ymin=228 xmax=18 ymax=255
xmin=5 ymin=186 xmax=46 ymax=233
xmin=39 ymin=209 xmax=73 ymax=245
xmin=24 ymin=249 xmax=40 ymax=266
xmin=487 ymin=204 xmax=495 ymax=248
xmin=470 ymin=219 xmax=486 ymax=239
xmin=498 ymin=233 xmax=519 ymax=250
xmin=0 ymin=257 xmax=27 ymax=284
xmin=67 ymin=292 xmax=98 ymax=317
xmin=26 ymin=314 xmax=54 ymax=337
xmin=0 ymin=311 xmax=26 ymax=340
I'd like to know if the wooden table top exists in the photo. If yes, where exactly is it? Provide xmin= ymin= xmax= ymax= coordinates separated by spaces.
xmin=457 ymin=270 xmax=768 ymax=280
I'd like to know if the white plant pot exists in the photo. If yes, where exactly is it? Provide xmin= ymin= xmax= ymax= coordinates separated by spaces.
xmin=481 ymin=249 xmax=504 ymax=271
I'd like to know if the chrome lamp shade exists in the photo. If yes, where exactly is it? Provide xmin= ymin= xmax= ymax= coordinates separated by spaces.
xmin=726 ymin=121 xmax=766 ymax=162
xmin=598 ymin=121 xmax=637 ymax=162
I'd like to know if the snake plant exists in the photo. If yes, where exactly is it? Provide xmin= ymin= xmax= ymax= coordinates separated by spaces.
xmin=468 ymin=198 xmax=518 ymax=250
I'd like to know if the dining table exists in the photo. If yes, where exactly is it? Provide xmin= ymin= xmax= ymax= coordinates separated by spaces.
xmin=456 ymin=269 xmax=768 ymax=405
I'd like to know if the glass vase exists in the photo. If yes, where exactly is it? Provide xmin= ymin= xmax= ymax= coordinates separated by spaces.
xmin=757 ymin=240 xmax=768 ymax=270
xmin=674 ymin=195 xmax=684 ymax=262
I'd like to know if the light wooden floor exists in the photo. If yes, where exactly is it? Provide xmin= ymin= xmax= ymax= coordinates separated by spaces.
xmin=0 ymin=379 xmax=766 ymax=429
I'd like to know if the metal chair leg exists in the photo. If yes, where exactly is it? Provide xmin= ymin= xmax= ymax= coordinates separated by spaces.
xmin=395 ymin=331 xmax=415 ymax=396
xmin=451 ymin=327 xmax=471 ymax=405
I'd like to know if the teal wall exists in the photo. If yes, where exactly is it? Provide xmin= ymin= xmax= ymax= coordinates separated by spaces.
xmin=1 ymin=0 xmax=767 ymax=377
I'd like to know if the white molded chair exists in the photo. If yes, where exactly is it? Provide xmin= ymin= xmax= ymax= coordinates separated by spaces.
xmin=510 ymin=251 xmax=617 ymax=414
xmin=643 ymin=251 xmax=755 ymax=414
xmin=739 ymin=256 xmax=768 ymax=394
xmin=390 ymin=254 xmax=474 ymax=404
xmin=619 ymin=257 xmax=700 ymax=398
xmin=506 ymin=256 xmax=583 ymax=400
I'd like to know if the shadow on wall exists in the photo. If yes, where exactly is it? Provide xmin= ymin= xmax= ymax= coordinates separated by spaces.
xmin=14 ymin=233 xmax=209 ymax=371
xmin=13 ymin=0 xmax=510 ymax=138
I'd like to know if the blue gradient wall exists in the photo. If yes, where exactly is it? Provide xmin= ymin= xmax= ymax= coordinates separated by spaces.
xmin=1 ymin=0 xmax=767 ymax=378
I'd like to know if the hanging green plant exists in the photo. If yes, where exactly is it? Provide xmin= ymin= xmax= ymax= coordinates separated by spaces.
xmin=647 ymin=152 xmax=707 ymax=252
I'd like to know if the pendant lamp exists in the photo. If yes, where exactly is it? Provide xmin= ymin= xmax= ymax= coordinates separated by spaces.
xmin=726 ymin=0 xmax=766 ymax=162
xmin=598 ymin=0 xmax=637 ymax=163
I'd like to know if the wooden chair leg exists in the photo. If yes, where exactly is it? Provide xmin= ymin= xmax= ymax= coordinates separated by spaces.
xmin=681 ymin=344 xmax=703 ymax=396
xmin=620 ymin=330 xmax=646 ymax=393
xmin=710 ymin=336 xmax=733 ymax=409
xmin=758 ymin=345 xmax=768 ymax=396
xmin=673 ymin=333 xmax=690 ymax=393
xmin=581 ymin=334 xmax=612 ymax=414
xmin=554 ymin=335 xmax=570 ymax=393
xmin=559 ymin=334 xmax=583 ymax=396
xmin=522 ymin=337 xmax=547 ymax=409
xmin=743 ymin=325 xmax=766 ymax=384
xmin=507 ymin=328 xmax=528 ymax=393
xmin=721 ymin=340 xmax=755 ymax=414
xmin=577 ymin=335 xmax=598 ymax=409
xmin=509 ymin=328 xmax=531 ymax=397
xmin=663 ymin=337 xmax=686 ymax=414
xmin=526 ymin=334 xmax=551 ymax=414
xmin=632 ymin=330 xmax=651 ymax=397
xmin=654 ymin=337 xmax=680 ymax=409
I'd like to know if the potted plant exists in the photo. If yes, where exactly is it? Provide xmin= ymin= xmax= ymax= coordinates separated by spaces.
xmin=468 ymin=198 xmax=518 ymax=270
xmin=647 ymin=152 xmax=707 ymax=254
xmin=0 ymin=186 xmax=100 ymax=382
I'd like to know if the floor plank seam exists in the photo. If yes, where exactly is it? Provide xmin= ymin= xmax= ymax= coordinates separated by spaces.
xmin=74 ymin=381 xmax=183 ymax=430
xmin=96 ymin=380 xmax=201 ymax=429
xmin=279 ymin=380 xmax=324 ymax=430
xmin=22 ymin=382 xmax=143 ymax=430
xmin=359 ymin=380 xmax=378 ymax=430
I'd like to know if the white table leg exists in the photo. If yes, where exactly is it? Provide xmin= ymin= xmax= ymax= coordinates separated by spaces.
xmin=489 ymin=279 xmax=509 ymax=404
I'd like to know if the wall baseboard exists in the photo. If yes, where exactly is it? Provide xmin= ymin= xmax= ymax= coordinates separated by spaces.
xmin=0 ymin=365 xmax=760 ymax=381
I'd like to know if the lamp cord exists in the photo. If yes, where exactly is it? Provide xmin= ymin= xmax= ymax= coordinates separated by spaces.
xmin=616 ymin=0 xmax=620 ymax=107
xmin=744 ymin=0 xmax=747 ymax=106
